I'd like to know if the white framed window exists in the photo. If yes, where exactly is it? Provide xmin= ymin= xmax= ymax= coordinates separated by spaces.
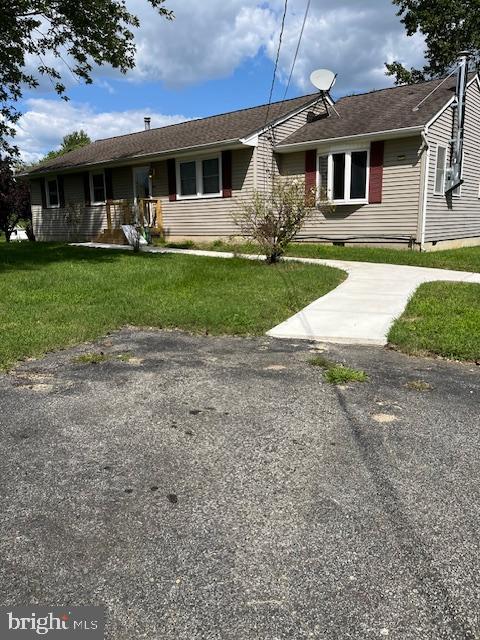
xmin=318 ymin=149 xmax=369 ymax=205
xmin=434 ymin=145 xmax=447 ymax=195
xmin=176 ymin=154 xmax=222 ymax=199
xmin=89 ymin=170 xmax=106 ymax=204
xmin=45 ymin=177 xmax=60 ymax=208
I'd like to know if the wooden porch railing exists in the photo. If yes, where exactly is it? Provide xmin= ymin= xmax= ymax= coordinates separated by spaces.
xmin=105 ymin=198 xmax=163 ymax=233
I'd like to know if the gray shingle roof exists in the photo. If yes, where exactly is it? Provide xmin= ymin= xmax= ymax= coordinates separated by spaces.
xmin=276 ymin=75 xmax=476 ymax=148
xmin=27 ymin=93 xmax=319 ymax=175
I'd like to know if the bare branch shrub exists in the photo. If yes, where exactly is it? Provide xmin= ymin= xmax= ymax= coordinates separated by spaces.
xmin=234 ymin=178 xmax=334 ymax=263
xmin=64 ymin=202 xmax=82 ymax=242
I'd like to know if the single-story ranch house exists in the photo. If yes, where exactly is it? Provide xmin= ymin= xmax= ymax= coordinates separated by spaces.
xmin=27 ymin=73 xmax=480 ymax=250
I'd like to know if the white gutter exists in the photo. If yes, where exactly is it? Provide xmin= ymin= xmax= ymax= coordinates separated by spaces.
xmin=419 ymin=128 xmax=430 ymax=249
xmin=274 ymin=125 xmax=424 ymax=153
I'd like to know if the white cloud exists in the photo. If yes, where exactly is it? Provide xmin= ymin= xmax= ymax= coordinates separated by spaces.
xmin=15 ymin=99 xmax=189 ymax=163
xmin=19 ymin=1 xmax=426 ymax=96
xmin=124 ymin=0 xmax=277 ymax=86
xmin=122 ymin=0 xmax=425 ymax=94
xmin=270 ymin=0 xmax=426 ymax=96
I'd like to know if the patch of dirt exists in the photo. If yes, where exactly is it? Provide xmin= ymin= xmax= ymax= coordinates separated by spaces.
xmin=405 ymin=379 xmax=433 ymax=392
xmin=12 ymin=372 xmax=56 ymax=392
xmin=372 ymin=413 xmax=398 ymax=424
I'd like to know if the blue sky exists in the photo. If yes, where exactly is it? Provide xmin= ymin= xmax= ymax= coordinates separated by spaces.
xmin=16 ymin=0 xmax=426 ymax=162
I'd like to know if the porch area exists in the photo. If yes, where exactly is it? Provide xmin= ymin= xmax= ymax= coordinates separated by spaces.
xmin=96 ymin=198 xmax=164 ymax=244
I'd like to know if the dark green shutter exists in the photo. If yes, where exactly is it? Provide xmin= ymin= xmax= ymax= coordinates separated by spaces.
xmin=57 ymin=175 xmax=65 ymax=207
xmin=82 ymin=172 xmax=91 ymax=205
xmin=104 ymin=168 xmax=114 ymax=200
xmin=39 ymin=178 xmax=47 ymax=208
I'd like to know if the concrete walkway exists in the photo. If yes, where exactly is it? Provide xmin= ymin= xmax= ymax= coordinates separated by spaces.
xmin=72 ymin=243 xmax=480 ymax=346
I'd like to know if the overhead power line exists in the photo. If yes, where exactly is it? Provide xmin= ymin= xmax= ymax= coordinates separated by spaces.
xmin=282 ymin=0 xmax=311 ymax=101
xmin=264 ymin=0 xmax=289 ymax=126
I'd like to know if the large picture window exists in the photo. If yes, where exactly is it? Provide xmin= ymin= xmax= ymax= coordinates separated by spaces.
xmin=177 ymin=155 xmax=222 ymax=199
xmin=318 ymin=149 xmax=369 ymax=204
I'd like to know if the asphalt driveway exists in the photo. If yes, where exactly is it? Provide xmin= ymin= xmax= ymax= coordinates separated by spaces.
xmin=0 ymin=330 xmax=479 ymax=639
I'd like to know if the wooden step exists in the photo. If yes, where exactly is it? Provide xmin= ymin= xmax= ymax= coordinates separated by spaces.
xmin=95 ymin=228 xmax=128 ymax=245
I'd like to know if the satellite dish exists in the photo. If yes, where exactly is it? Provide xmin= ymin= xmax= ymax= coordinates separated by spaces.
xmin=310 ymin=69 xmax=336 ymax=92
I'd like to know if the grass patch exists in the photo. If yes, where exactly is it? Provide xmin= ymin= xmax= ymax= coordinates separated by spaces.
xmin=389 ymin=281 xmax=480 ymax=361
xmin=405 ymin=379 xmax=433 ymax=392
xmin=172 ymin=240 xmax=480 ymax=273
xmin=73 ymin=352 xmax=111 ymax=365
xmin=308 ymin=354 xmax=333 ymax=369
xmin=0 ymin=243 xmax=345 ymax=370
xmin=309 ymin=354 xmax=368 ymax=384
xmin=324 ymin=365 xmax=368 ymax=384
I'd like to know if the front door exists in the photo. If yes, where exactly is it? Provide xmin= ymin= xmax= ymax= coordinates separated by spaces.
xmin=133 ymin=166 xmax=153 ymax=225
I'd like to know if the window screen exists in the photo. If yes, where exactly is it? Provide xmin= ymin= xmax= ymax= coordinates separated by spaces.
xmin=202 ymin=158 xmax=220 ymax=194
xmin=92 ymin=173 xmax=105 ymax=202
xmin=47 ymin=179 xmax=59 ymax=206
xmin=350 ymin=151 xmax=368 ymax=199
xmin=435 ymin=146 xmax=447 ymax=194
xmin=180 ymin=161 xmax=197 ymax=196
xmin=332 ymin=153 xmax=345 ymax=200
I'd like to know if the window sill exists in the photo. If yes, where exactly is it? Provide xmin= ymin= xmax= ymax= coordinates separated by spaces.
xmin=176 ymin=193 xmax=223 ymax=201
xmin=331 ymin=199 xmax=368 ymax=206
xmin=45 ymin=205 xmax=60 ymax=209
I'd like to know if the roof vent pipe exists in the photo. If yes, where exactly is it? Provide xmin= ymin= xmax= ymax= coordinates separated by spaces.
xmin=144 ymin=117 xmax=151 ymax=131
xmin=445 ymin=51 xmax=470 ymax=194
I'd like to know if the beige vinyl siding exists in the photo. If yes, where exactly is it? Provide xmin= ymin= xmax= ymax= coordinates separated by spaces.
xmin=255 ymin=101 xmax=327 ymax=194
xmin=273 ymin=100 xmax=326 ymax=143
xmin=112 ymin=166 xmax=135 ymax=200
xmin=152 ymin=148 xmax=254 ymax=239
xmin=424 ymin=79 xmax=480 ymax=242
xmin=279 ymin=137 xmax=423 ymax=243
xmin=32 ymin=173 xmax=106 ymax=242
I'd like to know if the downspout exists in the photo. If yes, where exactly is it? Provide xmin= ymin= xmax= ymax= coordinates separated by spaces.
xmin=418 ymin=128 xmax=430 ymax=251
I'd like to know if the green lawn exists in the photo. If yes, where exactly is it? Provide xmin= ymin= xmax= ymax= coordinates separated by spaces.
xmin=0 ymin=243 xmax=345 ymax=370
xmin=166 ymin=240 xmax=480 ymax=273
xmin=388 ymin=282 xmax=480 ymax=361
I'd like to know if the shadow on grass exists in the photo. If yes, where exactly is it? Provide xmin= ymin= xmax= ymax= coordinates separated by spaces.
xmin=0 ymin=242 xmax=168 ymax=274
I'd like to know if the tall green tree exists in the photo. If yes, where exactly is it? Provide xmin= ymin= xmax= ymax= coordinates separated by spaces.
xmin=0 ymin=159 xmax=31 ymax=241
xmin=386 ymin=0 xmax=480 ymax=84
xmin=43 ymin=130 xmax=92 ymax=161
xmin=1 ymin=0 xmax=173 ymax=157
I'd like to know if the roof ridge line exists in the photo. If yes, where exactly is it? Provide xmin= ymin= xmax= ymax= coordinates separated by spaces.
xmin=93 ymin=92 xmax=319 ymax=144
xmin=335 ymin=75 xmax=455 ymax=103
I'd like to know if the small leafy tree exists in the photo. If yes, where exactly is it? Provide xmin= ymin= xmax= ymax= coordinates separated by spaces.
xmin=234 ymin=178 xmax=333 ymax=264
xmin=43 ymin=130 xmax=92 ymax=161
xmin=1 ymin=1 xmax=173 ymax=157
xmin=0 ymin=158 xmax=31 ymax=241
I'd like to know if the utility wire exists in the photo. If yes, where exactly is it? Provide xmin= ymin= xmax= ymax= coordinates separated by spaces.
xmin=264 ymin=0 xmax=289 ymax=126
xmin=282 ymin=0 xmax=311 ymax=102
xmin=412 ymin=66 xmax=457 ymax=111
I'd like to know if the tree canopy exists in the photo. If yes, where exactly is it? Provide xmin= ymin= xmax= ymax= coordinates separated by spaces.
xmin=1 ymin=0 xmax=172 ymax=157
xmin=43 ymin=130 xmax=92 ymax=161
xmin=0 ymin=159 xmax=31 ymax=241
xmin=386 ymin=0 xmax=480 ymax=84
